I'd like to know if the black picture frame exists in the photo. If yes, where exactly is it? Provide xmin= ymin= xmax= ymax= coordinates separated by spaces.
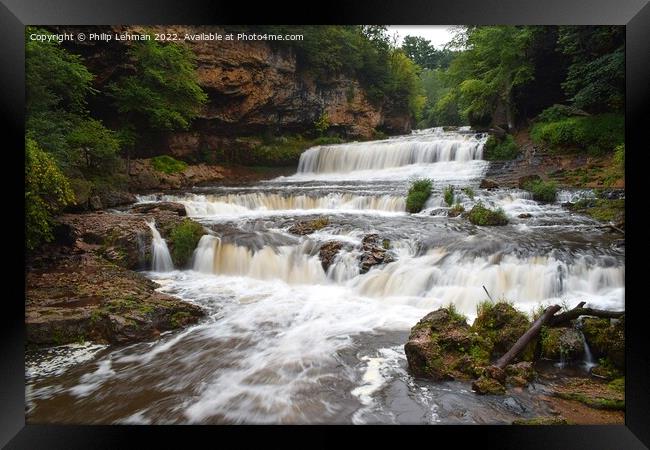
xmin=2 ymin=0 xmax=648 ymax=447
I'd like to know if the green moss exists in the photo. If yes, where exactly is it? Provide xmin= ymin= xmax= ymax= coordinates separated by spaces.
xmin=555 ymin=392 xmax=624 ymax=410
xmin=170 ymin=311 xmax=192 ymax=328
xmin=608 ymin=377 xmax=624 ymax=393
xmin=406 ymin=178 xmax=433 ymax=213
xmin=512 ymin=417 xmax=569 ymax=425
xmin=151 ymin=155 xmax=188 ymax=174
xmin=472 ymin=301 xmax=530 ymax=359
xmin=381 ymin=239 xmax=391 ymax=250
xmin=573 ymin=198 xmax=625 ymax=222
xmin=168 ymin=219 xmax=205 ymax=267
xmin=444 ymin=185 xmax=454 ymax=206
xmin=468 ymin=202 xmax=508 ymax=226
xmin=483 ymin=134 xmax=520 ymax=160
xmin=524 ymin=179 xmax=557 ymax=202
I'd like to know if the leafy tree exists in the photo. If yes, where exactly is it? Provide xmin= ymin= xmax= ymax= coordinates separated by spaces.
xmin=557 ymin=26 xmax=624 ymax=112
xmin=107 ymin=37 xmax=208 ymax=131
xmin=25 ymin=139 xmax=75 ymax=250
xmin=402 ymin=36 xmax=456 ymax=69
xmin=67 ymin=119 xmax=121 ymax=172
xmin=443 ymin=26 xmax=537 ymax=129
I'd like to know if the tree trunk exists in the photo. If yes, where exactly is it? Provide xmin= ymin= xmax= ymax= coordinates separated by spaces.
xmin=548 ymin=306 xmax=624 ymax=327
xmin=504 ymin=89 xmax=515 ymax=131
xmin=494 ymin=304 xmax=562 ymax=370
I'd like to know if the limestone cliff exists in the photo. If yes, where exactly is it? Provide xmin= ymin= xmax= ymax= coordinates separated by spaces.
xmin=55 ymin=25 xmax=413 ymax=163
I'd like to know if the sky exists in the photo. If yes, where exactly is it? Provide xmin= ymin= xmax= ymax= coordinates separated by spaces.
xmin=387 ymin=26 xmax=457 ymax=49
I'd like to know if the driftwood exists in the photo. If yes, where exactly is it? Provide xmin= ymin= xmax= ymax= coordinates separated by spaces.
xmin=493 ymin=305 xmax=562 ymax=370
xmin=548 ymin=304 xmax=624 ymax=326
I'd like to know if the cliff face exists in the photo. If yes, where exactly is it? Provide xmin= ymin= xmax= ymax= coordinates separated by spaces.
xmin=58 ymin=25 xmax=412 ymax=162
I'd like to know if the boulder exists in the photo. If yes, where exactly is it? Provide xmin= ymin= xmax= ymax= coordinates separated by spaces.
xmin=540 ymin=327 xmax=585 ymax=361
xmin=319 ymin=241 xmax=343 ymax=271
xmin=480 ymin=178 xmax=499 ymax=190
xmin=518 ymin=213 xmax=532 ymax=219
xmin=288 ymin=217 xmax=329 ymax=235
xmin=359 ymin=234 xmax=395 ymax=273
xmin=472 ymin=376 xmax=506 ymax=395
xmin=471 ymin=302 xmax=532 ymax=360
xmin=506 ymin=361 xmax=535 ymax=386
xmin=582 ymin=317 xmax=624 ymax=369
xmin=130 ymin=201 xmax=187 ymax=216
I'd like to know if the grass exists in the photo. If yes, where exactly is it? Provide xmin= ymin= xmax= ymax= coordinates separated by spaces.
xmin=483 ymin=134 xmax=520 ymax=160
xmin=448 ymin=203 xmax=465 ymax=217
xmin=524 ymin=179 xmax=557 ymax=202
xmin=444 ymin=185 xmax=454 ymax=206
xmin=406 ymin=178 xmax=433 ymax=213
xmin=461 ymin=187 xmax=475 ymax=200
xmin=570 ymin=198 xmax=624 ymax=223
xmin=530 ymin=113 xmax=624 ymax=156
xmin=151 ymin=155 xmax=188 ymax=174
xmin=468 ymin=202 xmax=508 ymax=226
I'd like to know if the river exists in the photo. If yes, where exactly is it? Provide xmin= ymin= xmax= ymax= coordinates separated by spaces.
xmin=26 ymin=127 xmax=624 ymax=424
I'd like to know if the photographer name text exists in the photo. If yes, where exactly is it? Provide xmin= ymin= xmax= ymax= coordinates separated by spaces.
xmin=29 ymin=32 xmax=304 ymax=43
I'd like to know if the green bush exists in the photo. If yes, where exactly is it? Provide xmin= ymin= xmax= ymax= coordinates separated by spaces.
xmin=25 ymin=139 xmax=75 ymax=250
xmin=530 ymin=113 xmax=623 ymax=155
xmin=151 ymin=155 xmax=188 ymax=174
xmin=468 ymin=202 xmax=508 ymax=226
xmin=483 ymin=134 xmax=520 ymax=160
xmin=314 ymin=112 xmax=330 ymax=135
xmin=524 ymin=179 xmax=557 ymax=202
xmin=406 ymin=178 xmax=433 ymax=213
xmin=169 ymin=219 xmax=205 ymax=267
xmin=461 ymin=187 xmax=475 ymax=200
xmin=444 ymin=185 xmax=455 ymax=206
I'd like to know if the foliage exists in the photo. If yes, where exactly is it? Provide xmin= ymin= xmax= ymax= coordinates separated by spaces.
xmin=169 ymin=219 xmax=205 ymax=267
xmin=461 ymin=187 xmax=475 ymax=199
xmin=107 ymin=36 xmax=208 ymax=131
xmin=67 ymin=119 xmax=121 ymax=172
xmin=314 ymin=112 xmax=330 ymax=135
xmin=448 ymin=203 xmax=465 ymax=217
xmin=151 ymin=155 xmax=188 ymax=174
xmin=25 ymin=139 xmax=75 ymax=250
xmin=443 ymin=185 xmax=455 ymax=206
xmin=468 ymin=201 xmax=508 ymax=226
xmin=401 ymin=36 xmax=456 ymax=70
xmin=483 ymin=134 xmax=519 ymax=160
xmin=406 ymin=178 xmax=433 ymax=213
xmin=524 ymin=179 xmax=557 ymax=202
xmin=557 ymin=26 xmax=624 ymax=112
xmin=531 ymin=113 xmax=623 ymax=155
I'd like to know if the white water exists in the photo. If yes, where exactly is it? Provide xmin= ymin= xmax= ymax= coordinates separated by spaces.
xmin=28 ymin=127 xmax=625 ymax=425
xmin=146 ymin=220 xmax=174 ymax=272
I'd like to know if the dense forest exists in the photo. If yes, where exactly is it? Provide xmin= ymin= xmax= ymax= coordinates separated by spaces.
xmin=25 ymin=25 xmax=625 ymax=250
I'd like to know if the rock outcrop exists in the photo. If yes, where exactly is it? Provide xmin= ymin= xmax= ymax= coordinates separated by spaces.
xmin=359 ymin=234 xmax=394 ymax=273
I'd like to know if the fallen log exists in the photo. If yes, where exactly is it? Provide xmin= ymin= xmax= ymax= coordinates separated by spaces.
xmin=548 ymin=306 xmax=624 ymax=327
xmin=493 ymin=304 xmax=562 ymax=370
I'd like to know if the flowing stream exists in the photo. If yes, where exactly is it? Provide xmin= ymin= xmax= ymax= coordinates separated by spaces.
xmin=26 ymin=128 xmax=624 ymax=424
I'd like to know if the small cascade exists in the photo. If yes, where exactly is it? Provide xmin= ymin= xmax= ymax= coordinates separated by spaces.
xmin=145 ymin=220 xmax=174 ymax=272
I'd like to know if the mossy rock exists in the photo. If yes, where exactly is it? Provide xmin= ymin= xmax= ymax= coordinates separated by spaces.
xmin=472 ymin=375 xmax=506 ymax=395
xmin=471 ymin=302 xmax=532 ymax=360
xmin=539 ymin=326 xmax=585 ymax=361
xmin=505 ymin=361 xmax=535 ymax=386
xmin=405 ymin=307 xmax=491 ymax=381
xmin=582 ymin=316 xmax=624 ymax=369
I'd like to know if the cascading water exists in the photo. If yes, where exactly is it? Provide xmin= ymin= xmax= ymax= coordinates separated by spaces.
xmin=27 ymin=127 xmax=625 ymax=425
xmin=146 ymin=220 xmax=174 ymax=272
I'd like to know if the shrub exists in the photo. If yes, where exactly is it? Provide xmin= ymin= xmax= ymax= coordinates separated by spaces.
xmin=483 ymin=134 xmax=519 ymax=160
xmin=448 ymin=203 xmax=465 ymax=217
xmin=461 ymin=187 xmax=475 ymax=200
xmin=151 ymin=155 xmax=188 ymax=174
xmin=524 ymin=179 xmax=557 ymax=202
xmin=406 ymin=178 xmax=433 ymax=213
xmin=314 ymin=112 xmax=330 ymax=135
xmin=444 ymin=185 xmax=454 ymax=206
xmin=530 ymin=113 xmax=623 ymax=155
xmin=468 ymin=201 xmax=508 ymax=226
xmin=169 ymin=219 xmax=205 ymax=267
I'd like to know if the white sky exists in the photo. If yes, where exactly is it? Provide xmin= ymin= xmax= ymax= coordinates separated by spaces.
xmin=387 ymin=26 xmax=457 ymax=49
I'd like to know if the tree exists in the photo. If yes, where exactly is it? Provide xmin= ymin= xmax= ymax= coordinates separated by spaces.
xmin=402 ymin=36 xmax=456 ymax=70
xmin=25 ymin=139 xmax=75 ymax=250
xmin=439 ymin=26 xmax=536 ymax=129
xmin=557 ymin=26 xmax=624 ymax=112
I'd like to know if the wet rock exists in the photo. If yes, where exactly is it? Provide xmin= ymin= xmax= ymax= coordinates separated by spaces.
xmin=479 ymin=178 xmax=499 ymax=190
xmin=471 ymin=302 xmax=532 ymax=360
xmin=130 ymin=201 xmax=187 ymax=216
xmin=518 ymin=174 xmax=542 ymax=189
xmin=288 ymin=217 xmax=329 ymax=235
xmin=404 ymin=308 xmax=491 ymax=381
xmin=319 ymin=241 xmax=343 ymax=271
xmin=540 ymin=327 xmax=585 ymax=361
xmin=518 ymin=213 xmax=532 ymax=219
xmin=359 ymin=234 xmax=395 ymax=273
xmin=472 ymin=376 xmax=506 ymax=395
xmin=582 ymin=317 xmax=624 ymax=369
xmin=506 ymin=361 xmax=535 ymax=386
xmin=26 ymin=253 xmax=205 ymax=346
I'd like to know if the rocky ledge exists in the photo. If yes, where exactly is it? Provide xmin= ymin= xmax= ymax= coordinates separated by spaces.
xmin=26 ymin=204 xmax=207 ymax=348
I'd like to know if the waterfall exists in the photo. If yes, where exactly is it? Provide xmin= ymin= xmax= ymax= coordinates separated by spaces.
xmin=297 ymin=132 xmax=487 ymax=174
xmin=145 ymin=220 xmax=174 ymax=272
